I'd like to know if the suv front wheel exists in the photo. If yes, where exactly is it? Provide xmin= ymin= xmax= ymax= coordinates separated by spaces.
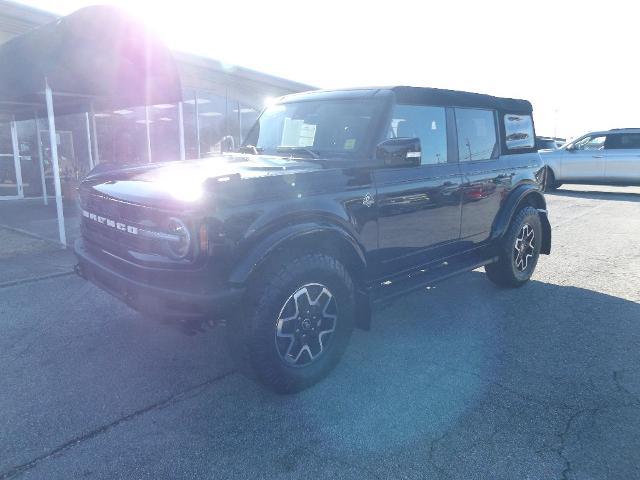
xmin=485 ymin=206 xmax=542 ymax=288
xmin=239 ymin=253 xmax=355 ymax=393
xmin=544 ymin=167 xmax=562 ymax=192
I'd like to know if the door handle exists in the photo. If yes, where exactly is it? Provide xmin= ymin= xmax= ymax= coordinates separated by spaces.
xmin=592 ymin=155 xmax=603 ymax=158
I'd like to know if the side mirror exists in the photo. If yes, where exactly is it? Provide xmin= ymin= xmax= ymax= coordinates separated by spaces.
xmin=376 ymin=138 xmax=421 ymax=167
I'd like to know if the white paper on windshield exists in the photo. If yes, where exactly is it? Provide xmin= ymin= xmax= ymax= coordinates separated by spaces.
xmin=281 ymin=118 xmax=317 ymax=147
xmin=298 ymin=123 xmax=317 ymax=147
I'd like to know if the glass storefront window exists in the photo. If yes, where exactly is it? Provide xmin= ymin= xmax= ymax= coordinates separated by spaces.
xmin=94 ymin=107 xmax=149 ymax=166
xmin=197 ymin=91 xmax=227 ymax=157
xmin=182 ymin=89 xmax=199 ymax=159
xmin=238 ymin=103 xmax=260 ymax=145
xmin=149 ymin=103 xmax=180 ymax=163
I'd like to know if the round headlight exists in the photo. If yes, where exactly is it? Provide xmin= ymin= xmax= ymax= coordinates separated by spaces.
xmin=165 ymin=217 xmax=191 ymax=259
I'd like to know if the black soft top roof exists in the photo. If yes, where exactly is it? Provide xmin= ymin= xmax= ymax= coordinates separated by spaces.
xmin=282 ymin=86 xmax=532 ymax=114
xmin=391 ymin=86 xmax=532 ymax=113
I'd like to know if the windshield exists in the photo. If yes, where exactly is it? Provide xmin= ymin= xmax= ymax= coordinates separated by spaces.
xmin=244 ymin=99 xmax=383 ymax=158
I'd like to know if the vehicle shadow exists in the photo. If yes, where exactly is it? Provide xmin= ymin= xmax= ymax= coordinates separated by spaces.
xmin=6 ymin=270 xmax=639 ymax=479
xmin=177 ymin=270 xmax=640 ymax=478
xmin=548 ymin=187 xmax=640 ymax=202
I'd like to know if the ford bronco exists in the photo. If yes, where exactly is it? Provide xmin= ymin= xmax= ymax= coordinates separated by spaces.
xmin=75 ymin=86 xmax=551 ymax=392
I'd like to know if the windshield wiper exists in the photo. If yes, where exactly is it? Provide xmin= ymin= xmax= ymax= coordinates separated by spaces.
xmin=275 ymin=146 xmax=321 ymax=159
xmin=238 ymin=145 xmax=263 ymax=155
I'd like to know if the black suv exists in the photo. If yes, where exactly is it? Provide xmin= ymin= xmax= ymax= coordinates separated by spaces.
xmin=75 ymin=86 xmax=551 ymax=392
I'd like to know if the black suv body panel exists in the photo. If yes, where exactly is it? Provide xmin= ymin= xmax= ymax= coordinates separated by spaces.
xmin=74 ymin=86 xmax=550 ymax=321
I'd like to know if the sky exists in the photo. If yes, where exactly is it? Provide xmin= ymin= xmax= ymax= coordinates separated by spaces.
xmin=15 ymin=0 xmax=639 ymax=139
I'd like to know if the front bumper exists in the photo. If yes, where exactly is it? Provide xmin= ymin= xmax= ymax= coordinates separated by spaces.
xmin=74 ymin=239 xmax=243 ymax=319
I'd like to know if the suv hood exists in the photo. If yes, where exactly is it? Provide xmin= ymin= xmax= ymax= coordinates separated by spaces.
xmin=81 ymin=154 xmax=324 ymax=207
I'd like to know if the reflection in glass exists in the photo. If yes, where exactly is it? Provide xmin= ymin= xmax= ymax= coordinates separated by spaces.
xmin=456 ymin=108 xmax=497 ymax=162
xmin=388 ymin=105 xmax=448 ymax=165
xmin=504 ymin=114 xmax=534 ymax=149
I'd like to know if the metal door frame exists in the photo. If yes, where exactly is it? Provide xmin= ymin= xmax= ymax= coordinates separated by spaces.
xmin=0 ymin=117 xmax=24 ymax=200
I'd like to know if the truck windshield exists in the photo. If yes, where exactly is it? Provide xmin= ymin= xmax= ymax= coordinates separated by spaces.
xmin=243 ymin=99 xmax=382 ymax=159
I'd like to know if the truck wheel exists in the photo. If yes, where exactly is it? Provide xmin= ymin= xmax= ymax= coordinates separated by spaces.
xmin=485 ymin=206 xmax=542 ymax=288
xmin=544 ymin=168 xmax=562 ymax=191
xmin=241 ymin=253 xmax=355 ymax=393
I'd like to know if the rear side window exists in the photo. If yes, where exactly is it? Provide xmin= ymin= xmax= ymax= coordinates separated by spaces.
xmin=505 ymin=114 xmax=535 ymax=149
xmin=388 ymin=104 xmax=448 ymax=165
xmin=605 ymin=133 xmax=640 ymax=149
xmin=455 ymin=108 xmax=498 ymax=161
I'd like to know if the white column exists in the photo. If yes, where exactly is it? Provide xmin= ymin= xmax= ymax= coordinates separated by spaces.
xmin=45 ymin=78 xmax=67 ymax=246
xmin=145 ymin=105 xmax=152 ymax=163
xmin=10 ymin=116 xmax=24 ymax=198
xmin=178 ymin=101 xmax=185 ymax=161
xmin=34 ymin=115 xmax=47 ymax=205
xmin=85 ymin=112 xmax=94 ymax=170
xmin=90 ymin=105 xmax=100 ymax=165
xmin=194 ymin=92 xmax=201 ymax=159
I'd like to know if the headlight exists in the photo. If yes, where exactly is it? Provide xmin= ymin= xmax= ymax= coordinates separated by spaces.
xmin=165 ymin=217 xmax=191 ymax=259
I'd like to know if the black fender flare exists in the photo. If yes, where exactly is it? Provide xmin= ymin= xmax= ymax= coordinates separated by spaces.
xmin=491 ymin=184 xmax=551 ymax=255
xmin=228 ymin=222 xmax=367 ymax=286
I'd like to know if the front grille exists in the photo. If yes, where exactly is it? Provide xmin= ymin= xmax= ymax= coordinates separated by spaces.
xmin=80 ymin=194 xmax=168 ymax=258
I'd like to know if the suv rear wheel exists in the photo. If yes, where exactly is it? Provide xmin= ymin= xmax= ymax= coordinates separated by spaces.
xmin=239 ymin=253 xmax=355 ymax=393
xmin=485 ymin=206 xmax=542 ymax=288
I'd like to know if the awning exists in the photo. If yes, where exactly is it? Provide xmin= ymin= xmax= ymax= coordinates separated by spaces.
xmin=0 ymin=5 xmax=181 ymax=119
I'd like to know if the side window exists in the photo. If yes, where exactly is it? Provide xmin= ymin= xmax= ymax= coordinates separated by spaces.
xmin=388 ymin=105 xmax=447 ymax=165
xmin=605 ymin=133 xmax=640 ymax=150
xmin=504 ymin=114 xmax=535 ymax=149
xmin=455 ymin=108 xmax=498 ymax=162
xmin=572 ymin=135 xmax=606 ymax=151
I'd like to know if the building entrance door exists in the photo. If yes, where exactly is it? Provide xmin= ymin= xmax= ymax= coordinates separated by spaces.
xmin=0 ymin=119 xmax=24 ymax=199
xmin=40 ymin=129 xmax=78 ymax=200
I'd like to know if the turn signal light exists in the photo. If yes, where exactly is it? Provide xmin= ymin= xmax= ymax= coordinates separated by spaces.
xmin=199 ymin=223 xmax=209 ymax=255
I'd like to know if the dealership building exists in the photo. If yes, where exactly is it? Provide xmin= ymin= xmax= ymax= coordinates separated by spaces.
xmin=0 ymin=0 xmax=312 ymax=245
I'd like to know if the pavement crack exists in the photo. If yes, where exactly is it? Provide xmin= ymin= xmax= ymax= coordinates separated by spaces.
xmin=556 ymin=408 xmax=584 ymax=480
xmin=613 ymin=370 xmax=640 ymax=406
xmin=0 ymin=371 xmax=235 ymax=480
xmin=0 ymin=271 xmax=75 ymax=289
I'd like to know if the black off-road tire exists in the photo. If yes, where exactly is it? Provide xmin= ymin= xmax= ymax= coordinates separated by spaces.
xmin=238 ymin=253 xmax=355 ymax=393
xmin=485 ymin=206 xmax=542 ymax=288
xmin=544 ymin=167 xmax=562 ymax=192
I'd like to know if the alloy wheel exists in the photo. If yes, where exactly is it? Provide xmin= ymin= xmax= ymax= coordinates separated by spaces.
xmin=275 ymin=283 xmax=337 ymax=367
xmin=513 ymin=223 xmax=535 ymax=272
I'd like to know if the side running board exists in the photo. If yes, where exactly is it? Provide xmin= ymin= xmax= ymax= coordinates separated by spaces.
xmin=371 ymin=251 xmax=498 ymax=305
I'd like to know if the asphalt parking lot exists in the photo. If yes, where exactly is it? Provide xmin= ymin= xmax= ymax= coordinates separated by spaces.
xmin=1 ymin=185 xmax=639 ymax=480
